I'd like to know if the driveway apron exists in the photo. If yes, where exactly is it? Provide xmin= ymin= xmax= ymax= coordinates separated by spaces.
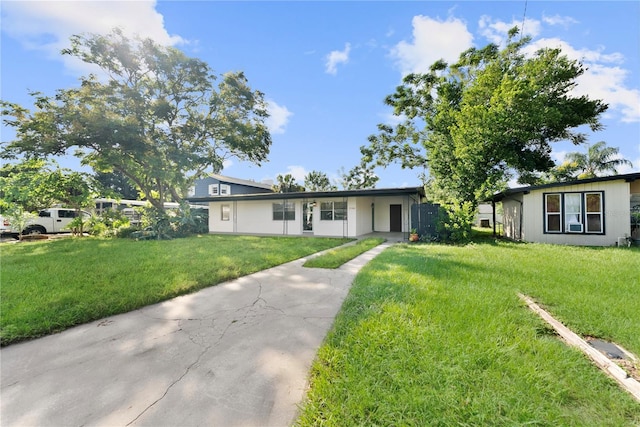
xmin=1 ymin=242 xmax=393 ymax=427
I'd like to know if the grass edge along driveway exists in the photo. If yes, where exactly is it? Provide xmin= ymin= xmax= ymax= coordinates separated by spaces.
xmin=296 ymin=241 xmax=640 ymax=426
xmin=303 ymin=237 xmax=386 ymax=269
xmin=0 ymin=234 xmax=352 ymax=346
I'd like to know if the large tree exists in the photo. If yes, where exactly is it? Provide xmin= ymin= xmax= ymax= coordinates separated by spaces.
xmin=0 ymin=159 xmax=96 ymax=213
xmin=272 ymin=173 xmax=304 ymax=193
xmin=339 ymin=162 xmax=379 ymax=190
xmin=94 ymin=170 xmax=140 ymax=200
xmin=362 ymin=28 xmax=607 ymax=206
xmin=1 ymin=29 xmax=272 ymax=210
xmin=304 ymin=170 xmax=336 ymax=191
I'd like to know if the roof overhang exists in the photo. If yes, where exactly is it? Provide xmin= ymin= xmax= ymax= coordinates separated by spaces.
xmin=486 ymin=172 xmax=640 ymax=203
xmin=188 ymin=186 xmax=425 ymax=203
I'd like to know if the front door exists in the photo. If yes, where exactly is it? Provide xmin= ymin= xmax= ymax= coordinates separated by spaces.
xmin=303 ymin=202 xmax=313 ymax=232
xmin=390 ymin=204 xmax=402 ymax=232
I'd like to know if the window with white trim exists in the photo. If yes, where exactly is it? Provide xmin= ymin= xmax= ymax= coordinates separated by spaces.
xmin=273 ymin=202 xmax=295 ymax=221
xmin=220 ymin=184 xmax=231 ymax=195
xmin=320 ymin=201 xmax=347 ymax=221
xmin=544 ymin=191 xmax=604 ymax=234
xmin=208 ymin=184 xmax=219 ymax=196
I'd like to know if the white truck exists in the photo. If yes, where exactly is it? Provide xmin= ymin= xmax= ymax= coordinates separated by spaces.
xmin=0 ymin=208 xmax=91 ymax=236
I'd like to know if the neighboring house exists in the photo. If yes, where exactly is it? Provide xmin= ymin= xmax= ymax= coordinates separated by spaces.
xmin=188 ymin=187 xmax=425 ymax=238
xmin=476 ymin=203 xmax=502 ymax=228
xmin=487 ymin=172 xmax=640 ymax=246
xmin=189 ymin=174 xmax=273 ymax=198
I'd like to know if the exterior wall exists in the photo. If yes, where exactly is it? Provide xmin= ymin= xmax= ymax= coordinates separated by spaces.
xmin=521 ymin=180 xmax=631 ymax=246
xmin=194 ymin=177 xmax=272 ymax=198
xmin=476 ymin=203 xmax=502 ymax=227
xmin=501 ymin=195 xmax=523 ymax=240
xmin=207 ymin=194 xmax=417 ymax=238
xmin=372 ymin=196 xmax=411 ymax=232
xmin=209 ymin=201 xmax=235 ymax=233
xmin=354 ymin=197 xmax=374 ymax=236
xmin=312 ymin=197 xmax=351 ymax=237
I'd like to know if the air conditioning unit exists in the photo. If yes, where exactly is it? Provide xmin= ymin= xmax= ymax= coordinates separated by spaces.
xmin=568 ymin=223 xmax=583 ymax=232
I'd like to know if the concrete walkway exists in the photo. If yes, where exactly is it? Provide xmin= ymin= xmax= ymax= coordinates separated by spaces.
xmin=1 ymin=242 xmax=393 ymax=427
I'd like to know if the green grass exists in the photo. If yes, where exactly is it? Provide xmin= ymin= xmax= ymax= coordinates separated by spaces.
xmin=296 ymin=239 xmax=640 ymax=426
xmin=303 ymin=238 xmax=385 ymax=269
xmin=0 ymin=234 xmax=351 ymax=345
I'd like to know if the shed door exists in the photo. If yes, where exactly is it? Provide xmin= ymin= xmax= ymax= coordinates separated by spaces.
xmin=390 ymin=204 xmax=402 ymax=232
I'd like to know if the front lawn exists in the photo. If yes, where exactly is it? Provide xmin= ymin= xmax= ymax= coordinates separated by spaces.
xmin=303 ymin=237 xmax=385 ymax=269
xmin=297 ymin=240 xmax=640 ymax=426
xmin=0 ymin=235 xmax=351 ymax=345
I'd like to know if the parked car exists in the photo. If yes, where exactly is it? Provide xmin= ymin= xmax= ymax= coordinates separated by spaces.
xmin=0 ymin=215 xmax=16 ymax=237
xmin=0 ymin=208 xmax=91 ymax=236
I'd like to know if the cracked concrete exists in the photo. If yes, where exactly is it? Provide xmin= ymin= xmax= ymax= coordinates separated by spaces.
xmin=0 ymin=241 xmax=393 ymax=427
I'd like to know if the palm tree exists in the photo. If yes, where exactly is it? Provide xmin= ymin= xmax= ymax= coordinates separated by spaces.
xmin=564 ymin=141 xmax=633 ymax=179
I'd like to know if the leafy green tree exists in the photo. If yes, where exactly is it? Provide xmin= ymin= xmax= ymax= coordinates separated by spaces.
xmin=273 ymin=173 xmax=304 ymax=193
xmin=94 ymin=170 xmax=139 ymax=200
xmin=0 ymin=159 xmax=59 ymax=213
xmin=1 ymin=28 xmax=272 ymax=210
xmin=362 ymin=28 xmax=607 ymax=207
xmin=339 ymin=162 xmax=379 ymax=190
xmin=564 ymin=141 xmax=632 ymax=179
xmin=304 ymin=170 xmax=336 ymax=191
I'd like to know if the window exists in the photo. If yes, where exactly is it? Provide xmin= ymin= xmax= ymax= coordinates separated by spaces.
xmin=58 ymin=210 xmax=77 ymax=218
xmin=220 ymin=184 xmax=231 ymax=195
xmin=273 ymin=202 xmax=295 ymax=221
xmin=320 ymin=201 xmax=347 ymax=221
xmin=545 ymin=194 xmax=561 ymax=232
xmin=543 ymin=191 xmax=604 ymax=234
xmin=585 ymin=192 xmax=603 ymax=233
xmin=208 ymin=184 xmax=219 ymax=196
xmin=564 ymin=193 xmax=582 ymax=233
xmin=221 ymin=204 xmax=230 ymax=221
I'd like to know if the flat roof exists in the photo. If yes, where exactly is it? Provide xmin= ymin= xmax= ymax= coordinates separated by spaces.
xmin=188 ymin=186 xmax=424 ymax=203
xmin=487 ymin=172 xmax=640 ymax=202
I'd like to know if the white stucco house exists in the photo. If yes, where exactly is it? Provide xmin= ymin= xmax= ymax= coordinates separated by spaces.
xmin=487 ymin=172 xmax=640 ymax=246
xmin=188 ymin=186 xmax=425 ymax=238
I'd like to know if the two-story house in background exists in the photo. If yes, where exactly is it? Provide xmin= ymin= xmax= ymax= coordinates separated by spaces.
xmin=190 ymin=174 xmax=274 ymax=199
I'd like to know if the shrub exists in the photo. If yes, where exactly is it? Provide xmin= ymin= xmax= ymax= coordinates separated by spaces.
xmin=436 ymin=201 xmax=475 ymax=244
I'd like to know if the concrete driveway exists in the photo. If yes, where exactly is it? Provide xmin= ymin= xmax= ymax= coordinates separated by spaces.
xmin=1 ymin=242 xmax=393 ymax=427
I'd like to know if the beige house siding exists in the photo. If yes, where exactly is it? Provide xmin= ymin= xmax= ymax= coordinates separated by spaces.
xmin=521 ymin=180 xmax=631 ymax=246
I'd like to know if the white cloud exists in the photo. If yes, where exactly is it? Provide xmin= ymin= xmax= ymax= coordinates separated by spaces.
xmin=552 ymin=150 xmax=569 ymax=165
xmin=525 ymin=38 xmax=638 ymax=123
xmin=390 ymin=15 xmax=473 ymax=76
xmin=542 ymin=14 xmax=579 ymax=28
xmin=325 ymin=43 xmax=351 ymax=75
xmin=222 ymin=159 xmax=234 ymax=170
xmin=265 ymin=100 xmax=293 ymax=134
xmin=478 ymin=15 xmax=542 ymax=45
xmin=285 ymin=166 xmax=307 ymax=181
xmin=1 ymin=0 xmax=183 ymax=75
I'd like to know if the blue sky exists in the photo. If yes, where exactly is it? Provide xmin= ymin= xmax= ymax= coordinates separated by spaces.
xmin=2 ymin=1 xmax=639 ymax=189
